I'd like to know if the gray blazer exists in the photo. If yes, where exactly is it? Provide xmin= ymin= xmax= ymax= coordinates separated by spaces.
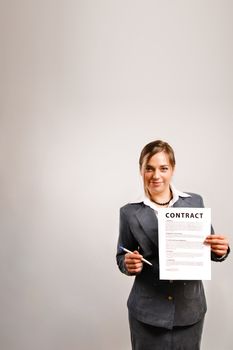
xmin=116 ymin=193 xmax=229 ymax=330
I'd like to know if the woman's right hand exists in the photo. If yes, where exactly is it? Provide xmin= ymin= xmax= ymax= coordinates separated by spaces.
xmin=124 ymin=251 xmax=143 ymax=274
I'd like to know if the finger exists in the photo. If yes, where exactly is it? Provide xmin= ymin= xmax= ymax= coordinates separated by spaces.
xmin=207 ymin=242 xmax=228 ymax=249
xmin=125 ymin=258 xmax=143 ymax=268
xmin=127 ymin=262 xmax=143 ymax=274
xmin=125 ymin=252 xmax=143 ymax=261
xmin=126 ymin=261 xmax=143 ymax=268
xmin=205 ymin=235 xmax=228 ymax=241
xmin=204 ymin=237 xmax=228 ymax=245
xmin=211 ymin=248 xmax=228 ymax=256
xmin=205 ymin=241 xmax=228 ymax=247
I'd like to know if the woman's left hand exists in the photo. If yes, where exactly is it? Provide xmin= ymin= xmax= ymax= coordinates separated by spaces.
xmin=204 ymin=234 xmax=229 ymax=257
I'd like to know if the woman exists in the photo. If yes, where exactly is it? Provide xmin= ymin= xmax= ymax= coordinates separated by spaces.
xmin=116 ymin=140 xmax=230 ymax=350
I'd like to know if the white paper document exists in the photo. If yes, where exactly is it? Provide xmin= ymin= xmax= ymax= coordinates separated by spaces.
xmin=158 ymin=208 xmax=211 ymax=280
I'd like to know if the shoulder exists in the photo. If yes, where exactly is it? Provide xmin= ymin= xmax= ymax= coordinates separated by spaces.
xmin=120 ymin=202 xmax=144 ymax=216
xmin=176 ymin=192 xmax=204 ymax=207
xmin=185 ymin=192 xmax=203 ymax=200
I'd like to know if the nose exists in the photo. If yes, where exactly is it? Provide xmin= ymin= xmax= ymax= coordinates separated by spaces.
xmin=152 ymin=169 xmax=160 ymax=179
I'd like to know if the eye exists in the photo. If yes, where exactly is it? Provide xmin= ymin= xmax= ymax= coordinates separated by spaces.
xmin=161 ymin=167 xmax=169 ymax=172
xmin=145 ymin=165 xmax=153 ymax=172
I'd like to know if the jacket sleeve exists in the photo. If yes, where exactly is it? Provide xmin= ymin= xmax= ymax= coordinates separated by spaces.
xmin=211 ymin=246 xmax=230 ymax=262
xmin=116 ymin=207 xmax=139 ymax=276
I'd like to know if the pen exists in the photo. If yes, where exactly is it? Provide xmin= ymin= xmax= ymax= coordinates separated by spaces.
xmin=120 ymin=246 xmax=153 ymax=266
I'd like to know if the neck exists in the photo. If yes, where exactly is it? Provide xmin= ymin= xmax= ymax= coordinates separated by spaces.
xmin=150 ymin=189 xmax=173 ymax=206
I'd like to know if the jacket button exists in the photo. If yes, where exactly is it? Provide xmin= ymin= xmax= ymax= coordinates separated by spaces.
xmin=168 ymin=296 xmax=173 ymax=301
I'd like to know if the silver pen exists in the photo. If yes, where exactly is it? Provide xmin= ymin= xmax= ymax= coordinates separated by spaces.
xmin=120 ymin=246 xmax=153 ymax=266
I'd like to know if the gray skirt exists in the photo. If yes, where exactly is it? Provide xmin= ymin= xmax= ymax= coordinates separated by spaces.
xmin=128 ymin=313 xmax=204 ymax=350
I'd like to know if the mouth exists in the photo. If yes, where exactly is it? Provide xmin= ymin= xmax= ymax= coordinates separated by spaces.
xmin=150 ymin=181 xmax=163 ymax=186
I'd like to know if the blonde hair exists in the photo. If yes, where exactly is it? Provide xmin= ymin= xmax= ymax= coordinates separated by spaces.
xmin=139 ymin=140 xmax=176 ymax=171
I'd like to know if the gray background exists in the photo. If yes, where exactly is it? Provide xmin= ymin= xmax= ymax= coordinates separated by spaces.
xmin=0 ymin=1 xmax=232 ymax=349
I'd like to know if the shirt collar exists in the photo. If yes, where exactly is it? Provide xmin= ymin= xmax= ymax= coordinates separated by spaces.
xmin=129 ymin=184 xmax=191 ymax=211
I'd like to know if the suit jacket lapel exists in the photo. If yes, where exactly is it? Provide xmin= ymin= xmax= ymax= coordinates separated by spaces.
xmin=133 ymin=197 xmax=194 ymax=247
xmin=172 ymin=196 xmax=194 ymax=208
xmin=135 ymin=205 xmax=158 ymax=246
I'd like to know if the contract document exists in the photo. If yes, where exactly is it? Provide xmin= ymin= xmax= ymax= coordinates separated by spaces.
xmin=158 ymin=208 xmax=211 ymax=280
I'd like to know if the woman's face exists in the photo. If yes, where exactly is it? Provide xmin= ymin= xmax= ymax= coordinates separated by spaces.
xmin=142 ymin=151 xmax=174 ymax=198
